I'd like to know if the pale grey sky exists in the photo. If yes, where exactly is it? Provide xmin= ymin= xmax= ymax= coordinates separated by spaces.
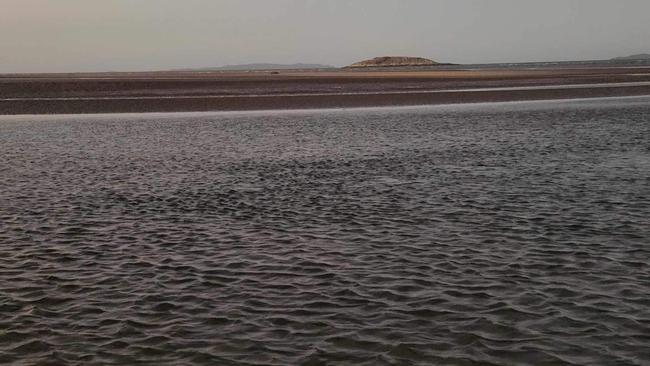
xmin=1 ymin=0 xmax=649 ymax=73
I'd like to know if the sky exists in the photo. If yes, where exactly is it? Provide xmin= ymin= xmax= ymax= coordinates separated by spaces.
xmin=1 ymin=0 xmax=649 ymax=73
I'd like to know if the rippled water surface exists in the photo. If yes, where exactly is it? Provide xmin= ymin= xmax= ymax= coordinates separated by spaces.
xmin=1 ymin=98 xmax=650 ymax=365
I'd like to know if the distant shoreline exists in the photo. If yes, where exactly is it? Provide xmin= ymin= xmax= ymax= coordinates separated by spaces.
xmin=2 ymin=65 xmax=650 ymax=115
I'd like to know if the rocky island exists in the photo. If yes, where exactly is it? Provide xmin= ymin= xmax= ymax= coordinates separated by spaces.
xmin=346 ymin=56 xmax=442 ymax=68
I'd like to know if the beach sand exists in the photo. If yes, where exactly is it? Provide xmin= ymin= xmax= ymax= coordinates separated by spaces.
xmin=2 ymin=66 xmax=650 ymax=114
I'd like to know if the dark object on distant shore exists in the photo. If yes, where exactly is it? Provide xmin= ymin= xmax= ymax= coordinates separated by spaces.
xmin=183 ymin=63 xmax=334 ymax=72
xmin=611 ymin=54 xmax=650 ymax=61
xmin=346 ymin=56 xmax=446 ymax=68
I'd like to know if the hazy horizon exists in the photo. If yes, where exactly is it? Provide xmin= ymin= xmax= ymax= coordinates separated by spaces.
xmin=1 ymin=0 xmax=649 ymax=73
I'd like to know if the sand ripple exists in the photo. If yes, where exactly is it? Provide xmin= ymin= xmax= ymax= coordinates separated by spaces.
xmin=1 ymin=99 xmax=649 ymax=365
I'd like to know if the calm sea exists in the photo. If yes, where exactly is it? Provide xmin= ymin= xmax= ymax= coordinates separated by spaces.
xmin=1 ymin=97 xmax=649 ymax=365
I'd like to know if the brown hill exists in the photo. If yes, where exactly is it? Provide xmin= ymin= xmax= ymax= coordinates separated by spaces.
xmin=347 ymin=56 xmax=439 ymax=68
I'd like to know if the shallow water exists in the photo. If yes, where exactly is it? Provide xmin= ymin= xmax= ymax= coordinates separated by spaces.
xmin=1 ymin=98 xmax=649 ymax=365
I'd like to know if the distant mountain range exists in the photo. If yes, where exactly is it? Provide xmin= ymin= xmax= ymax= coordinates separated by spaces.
xmin=173 ymin=54 xmax=649 ymax=73
xmin=186 ymin=63 xmax=334 ymax=71
xmin=611 ymin=54 xmax=650 ymax=61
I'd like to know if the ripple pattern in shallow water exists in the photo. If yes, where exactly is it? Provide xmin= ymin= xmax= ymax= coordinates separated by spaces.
xmin=1 ymin=99 xmax=650 ymax=365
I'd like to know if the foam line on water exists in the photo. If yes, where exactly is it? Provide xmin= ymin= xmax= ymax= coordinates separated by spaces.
xmin=2 ymin=81 xmax=650 ymax=102
xmin=1 ymin=94 xmax=650 ymax=121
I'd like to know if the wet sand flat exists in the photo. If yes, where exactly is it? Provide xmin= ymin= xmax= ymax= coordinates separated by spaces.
xmin=2 ymin=66 xmax=650 ymax=114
